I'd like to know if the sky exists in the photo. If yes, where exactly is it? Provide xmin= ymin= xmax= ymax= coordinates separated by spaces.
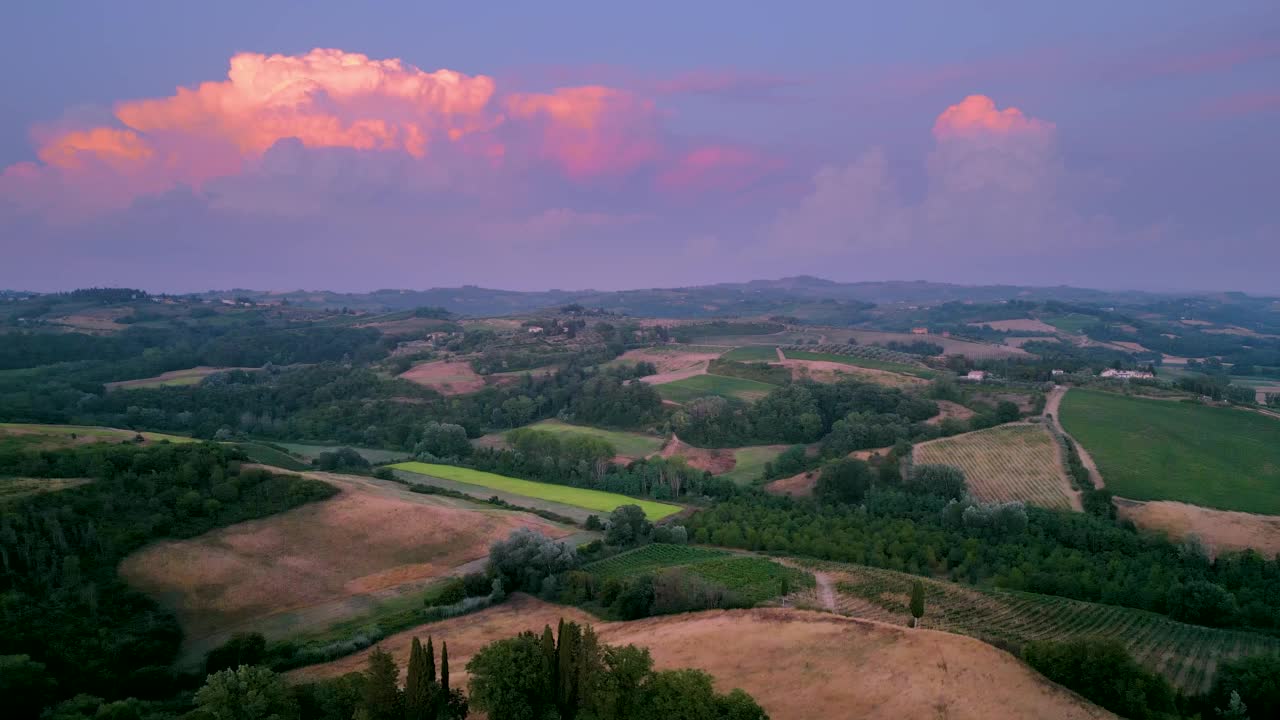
xmin=1 ymin=1 xmax=1277 ymax=294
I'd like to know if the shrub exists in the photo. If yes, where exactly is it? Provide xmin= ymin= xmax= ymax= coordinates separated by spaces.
xmin=1023 ymin=638 xmax=1177 ymax=719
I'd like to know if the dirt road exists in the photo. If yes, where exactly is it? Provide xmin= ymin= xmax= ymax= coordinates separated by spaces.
xmin=1043 ymin=386 xmax=1105 ymax=490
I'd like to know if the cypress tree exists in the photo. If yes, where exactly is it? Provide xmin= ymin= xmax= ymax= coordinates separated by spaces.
xmin=557 ymin=620 xmax=583 ymax=719
xmin=424 ymin=637 xmax=439 ymax=719
xmin=361 ymin=647 xmax=403 ymax=720
xmin=541 ymin=624 xmax=558 ymax=704
xmin=405 ymin=637 xmax=424 ymax=716
xmin=439 ymin=641 xmax=450 ymax=695
xmin=910 ymin=580 xmax=925 ymax=628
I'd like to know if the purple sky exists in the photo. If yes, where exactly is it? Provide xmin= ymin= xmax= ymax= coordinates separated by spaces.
xmin=2 ymin=1 xmax=1277 ymax=294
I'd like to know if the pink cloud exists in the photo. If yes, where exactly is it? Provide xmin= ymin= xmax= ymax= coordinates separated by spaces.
xmin=932 ymin=95 xmax=1053 ymax=140
xmin=1199 ymin=91 xmax=1280 ymax=118
xmin=3 ymin=49 xmax=770 ymax=217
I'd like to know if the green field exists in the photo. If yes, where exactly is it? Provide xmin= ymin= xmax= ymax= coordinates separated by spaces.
xmin=1041 ymin=314 xmax=1096 ymax=334
xmin=522 ymin=420 xmax=665 ymax=458
xmin=656 ymin=374 xmax=778 ymax=404
xmin=719 ymin=345 xmax=780 ymax=362
xmin=720 ymin=446 xmax=787 ymax=485
xmin=584 ymin=544 xmax=813 ymax=604
xmin=782 ymin=350 xmax=936 ymax=379
xmin=389 ymin=462 xmax=681 ymax=520
xmin=276 ymin=442 xmax=410 ymax=465
xmin=233 ymin=442 xmax=312 ymax=471
xmin=818 ymin=560 xmax=1280 ymax=694
xmin=1060 ymin=390 xmax=1280 ymax=513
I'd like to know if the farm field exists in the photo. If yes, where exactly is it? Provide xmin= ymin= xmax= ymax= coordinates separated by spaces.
xmin=720 ymin=445 xmax=788 ymax=484
xmin=1060 ymin=390 xmax=1280 ymax=513
xmin=276 ymin=442 xmax=410 ymax=464
xmin=0 ymin=422 xmax=194 ymax=451
xmin=655 ymin=373 xmax=777 ymax=404
xmin=104 ymin=365 xmax=251 ymax=391
xmin=811 ymin=560 xmax=1280 ymax=694
xmin=719 ymin=345 xmax=781 ymax=362
xmin=232 ymin=442 xmax=311 ymax=471
xmin=1117 ymin=500 xmax=1280 ymax=559
xmin=913 ymin=423 xmax=1076 ymax=510
xmin=520 ymin=419 xmax=664 ymax=459
xmin=398 ymin=359 xmax=486 ymax=395
xmin=967 ymin=318 xmax=1060 ymax=334
xmin=291 ymin=594 xmax=1113 ymax=720
xmin=781 ymin=349 xmax=936 ymax=379
xmin=585 ymin=544 xmax=813 ymax=604
xmin=608 ymin=346 xmax=724 ymax=384
xmin=389 ymin=462 xmax=682 ymax=520
xmin=119 ymin=470 xmax=572 ymax=664
xmin=1042 ymin=314 xmax=1097 ymax=333
xmin=825 ymin=329 xmax=1029 ymax=359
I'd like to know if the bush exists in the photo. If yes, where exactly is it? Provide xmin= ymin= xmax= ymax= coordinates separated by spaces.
xmin=907 ymin=463 xmax=967 ymax=500
xmin=204 ymin=632 xmax=267 ymax=675
xmin=1210 ymin=655 xmax=1280 ymax=720
xmin=814 ymin=459 xmax=873 ymax=505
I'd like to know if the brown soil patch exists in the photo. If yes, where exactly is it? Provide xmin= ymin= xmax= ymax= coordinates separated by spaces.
xmin=927 ymin=400 xmax=976 ymax=426
xmin=119 ymin=472 xmax=570 ymax=650
xmin=50 ymin=307 xmax=133 ymax=333
xmin=968 ymin=318 xmax=1059 ymax=333
xmin=290 ymin=595 xmax=1113 ymax=720
xmin=660 ymin=434 xmax=736 ymax=474
xmin=619 ymin=347 xmax=725 ymax=385
xmin=1108 ymin=341 xmax=1150 ymax=353
xmin=356 ymin=317 xmax=453 ymax=335
xmin=399 ymin=360 xmax=486 ymax=395
xmin=766 ymin=471 xmax=817 ymax=497
xmin=1119 ymin=500 xmax=1280 ymax=559
xmin=1180 ymin=319 xmax=1213 ymax=326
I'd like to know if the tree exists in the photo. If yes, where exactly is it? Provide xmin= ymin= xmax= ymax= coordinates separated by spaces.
xmin=1217 ymin=691 xmax=1249 ymax=720
xmin=194 ymin=665 xmax=299 ymax=720
xmin=814 ymin=459 xmax=873 ymax=505
xmin=1211 ymin=655 xmax=1280 ymax=720
xmin=360 ymin=648 xmax=403 ymax=720
xmin=468 ymin=632 xmax=556 ymax=720
xmin=907 ymin=464 xmax=967 ymax=500
xmin=995 ymin=400 xmax=1021 ymax=423
xmin=910 ymin=580 xmax=925 ymax=628
xmin=604 ymin=504 xmax=652 ymax=547
xmin=205 ymin=632 xmax=267 ymax=675
xmin=1023 ymin=639 xmax=1176 ymax=719
xmin=404 ymin=638 xmax=434 ymax=720
xmin=1 ymin=655 xmax=56 ymax=720
xmin=488 ymin=528 xmax=580 ymax=593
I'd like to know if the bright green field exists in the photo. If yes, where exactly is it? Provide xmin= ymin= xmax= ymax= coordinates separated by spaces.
xmin=389 ymin=462 xmax=681 ymax=520
xmin=1060 ymin=390 xmax=1280 ymax=513
xmin=523 ymin=420 xmax=664 ymax=458
xmin=720 ymin=446 xmax=787 ymax=485
xmin=719 ymin=345 xmax=780 ymax=362
xmin=782 ymin=350 xmax=936 ymax=379
xmin=233 ymin=442 xmax=311 ymax=471
xmin=656 ymin=374 xmax=777 ymax=404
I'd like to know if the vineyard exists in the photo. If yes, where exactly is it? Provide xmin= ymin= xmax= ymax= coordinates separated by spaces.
xmin=584 ymin=544 xmax=814 ymax=605
xmin=912 ymin=423 xmax=1076 ymax=510
xmin=806 ymin=561 xmax=1280 ymax=694
xmin=780 ymin=345 xmax=937 ymax=379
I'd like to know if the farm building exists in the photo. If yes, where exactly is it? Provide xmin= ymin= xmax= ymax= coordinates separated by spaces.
xmin=911 ymin=327 xmax=929 ymax=335
xmin=1051 ymin=369 xmax=1065 ymax=376
xmin=963 ymin=370 xmax=988 ymax=382
xmin=527 ymin=326 xmax=545 ymax=334
xmin=1100 ymin=369 xmax=1154 ymax=380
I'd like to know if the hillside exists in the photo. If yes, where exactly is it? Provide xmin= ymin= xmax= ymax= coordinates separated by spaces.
xmin=290 ymin=594 xmax=1114 ymax=720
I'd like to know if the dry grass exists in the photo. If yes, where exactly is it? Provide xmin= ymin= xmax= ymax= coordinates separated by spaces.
xmin=105 ymin=366 xmax=252 ymax=391
xmin=0 ymin=477 xmax=91 ymax=501
xmin=290 ymin=595 xmax=1113 ymax=720
xmin=766 ymin=471 xmax=817 ymax=498
xmin=1119 ymin=500 xmax=1280 ymax=559
xmin=914 ymin=423 xmax=1078 ymax=510
xmin=119 ymin=472 xmax=571 ymax=654
xmin=398 ymin=360 xmax=487 ymax=395
xmin=927 ymin=400 xmax=976 ymax=426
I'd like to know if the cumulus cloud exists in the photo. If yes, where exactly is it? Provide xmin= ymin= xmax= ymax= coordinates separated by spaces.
xmin=0 ymin=48 xmax=770 ymax=218
xmin=770 ymin=94 xmax=1130 ymax=263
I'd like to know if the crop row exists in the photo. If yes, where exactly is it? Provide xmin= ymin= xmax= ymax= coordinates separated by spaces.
xmin=583 ymin=543 xmax=729 ymax=582
xmin=914 ymin=425 xmax=1075 ymax=510
xmin=785 ymin=343 xmax=920 ymax=364
xmin=817 ymin=560 xmax=1280 ymax=694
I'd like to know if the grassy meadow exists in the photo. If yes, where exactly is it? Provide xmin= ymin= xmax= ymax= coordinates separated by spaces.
xmin=389 ymin=462 xmax=682 ymax=520
xmin=719 ymin=345 xmax=781 ymax=362
xmin=522 ymin=419 xmax=664 ymax=458
xmin=656 ymin=373 xmax=777 ymax=404
xmin=1060 ymin=389 xmax=1280 ymax=513
xmin=720 ymin=446 xmax=788 ymax=485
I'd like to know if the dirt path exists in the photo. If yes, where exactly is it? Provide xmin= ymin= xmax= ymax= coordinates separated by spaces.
xmin=776 ymin=346 xmax=786 ymax=362
xmin=814 ymin=571 xmax=837 ymax=612
xmin=1043 ymin=386 xmax=1105 ymax=490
